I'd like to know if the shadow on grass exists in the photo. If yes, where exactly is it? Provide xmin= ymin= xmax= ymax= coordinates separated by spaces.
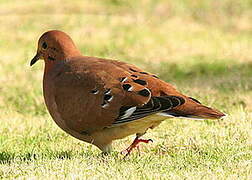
xmin=0 ymin=150 xmax=74 ymax=164
xmin=0 ymin=151 xmax=15 ymax=164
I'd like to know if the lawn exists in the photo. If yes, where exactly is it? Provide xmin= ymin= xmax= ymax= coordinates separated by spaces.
xmin=0 ymin=0 xmax=251 ymax=179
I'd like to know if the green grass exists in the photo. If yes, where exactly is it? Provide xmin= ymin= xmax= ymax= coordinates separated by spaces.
xmin=0 ymin=0 xmax=252 ymax=179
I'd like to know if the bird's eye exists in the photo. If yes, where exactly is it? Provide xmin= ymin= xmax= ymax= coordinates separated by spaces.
xmin=42 ymin=42 xmax=48 ymax=49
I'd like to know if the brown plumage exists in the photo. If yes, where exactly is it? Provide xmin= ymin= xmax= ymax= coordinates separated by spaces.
xmin=30 ymin=30 xmax=225 ymax=154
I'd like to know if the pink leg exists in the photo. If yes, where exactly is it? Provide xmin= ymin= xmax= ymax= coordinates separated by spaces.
xmin=121 ymin=137 xmax=153 ymax=158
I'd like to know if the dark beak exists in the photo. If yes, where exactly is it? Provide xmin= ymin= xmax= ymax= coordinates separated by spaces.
xmin=30 ymin=53 xmax=40 ymax=66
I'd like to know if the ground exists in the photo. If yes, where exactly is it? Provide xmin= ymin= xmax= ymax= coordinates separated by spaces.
xmin=0 ymin=0 xmax=251 ymax=179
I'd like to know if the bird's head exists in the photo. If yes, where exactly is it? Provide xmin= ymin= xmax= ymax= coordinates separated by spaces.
xmin=30 ymin=30 xmax=81 ymax=67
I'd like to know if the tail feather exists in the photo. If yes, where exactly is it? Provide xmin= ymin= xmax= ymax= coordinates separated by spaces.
xmin=161 ymin=98 xmax=226 ymax=120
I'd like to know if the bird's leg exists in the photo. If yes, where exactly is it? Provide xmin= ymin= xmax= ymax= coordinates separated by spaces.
xmin=121 ymin=136 xmax=153 ymax=157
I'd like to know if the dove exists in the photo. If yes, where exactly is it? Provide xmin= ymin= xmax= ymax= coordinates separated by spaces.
xmin=30 ymin=30 xmax=225 ymax=156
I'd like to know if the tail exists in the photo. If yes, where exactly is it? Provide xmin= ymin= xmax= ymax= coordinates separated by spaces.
xmin=159 ymin=97 xmax=226 ymax=120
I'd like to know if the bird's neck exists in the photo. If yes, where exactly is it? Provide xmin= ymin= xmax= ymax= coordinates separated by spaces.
xmin=44 ymin=49 xmax=81 ymax=74
xmin=44 ymin=60 xmax=55 ymax=74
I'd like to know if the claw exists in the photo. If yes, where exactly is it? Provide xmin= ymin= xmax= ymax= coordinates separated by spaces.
xmin=121 ymin=137 xmax=153 ymax=158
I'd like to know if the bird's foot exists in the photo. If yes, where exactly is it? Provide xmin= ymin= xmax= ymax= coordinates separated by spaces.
xmin=121 ymin=137 xmax=153 ymax=158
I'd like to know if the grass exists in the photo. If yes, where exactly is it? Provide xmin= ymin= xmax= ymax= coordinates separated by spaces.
xmin=0 ymin=0 xmax=252 ymax=179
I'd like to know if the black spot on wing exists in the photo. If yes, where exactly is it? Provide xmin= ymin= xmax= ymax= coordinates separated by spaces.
xmin=90 ymin=89 xmax=99 ymax=94
xmin=119 ymin=77 xmax=127 ymax=82
xmin=152 ymin=75 xmax=159 ymax=79
xmin=122 ymin=84 xmax=132 ymax=91
xmin=139 ymin=72 xmax=149 ymax=75
xmin=189 ymin=97 xmax=201 ymax=104
xmin=129 ymin=68 xmax=138 ymax=72
xmin=138 ymin=89 xmax=150 ymax=97
xmin=104 ymin=89 xmax=111 ymax=94
xmin=131 ymin=74 xmax=138 ymax=78
xmin=104 ymin=94 xmax=112 ymax=101
xmin=101 ymin=89 xmax=113 ymax=107
xmin=133 ymin=79 xmax=147 ymax=86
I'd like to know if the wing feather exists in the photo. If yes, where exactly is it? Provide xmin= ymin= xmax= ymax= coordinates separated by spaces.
xmin=113 ymin=96 xmax=185 ymax=125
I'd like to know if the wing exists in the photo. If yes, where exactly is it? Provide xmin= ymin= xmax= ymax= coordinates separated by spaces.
xmin=113 ymin=95 xmax=185 ymax=125
xmin=51 ymin=57 xmax=187 ymax=133
xmin=109 ymin=59 xmax=225 ymax=120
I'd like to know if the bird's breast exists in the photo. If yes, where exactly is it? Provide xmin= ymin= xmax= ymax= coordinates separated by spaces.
xmin=43 ymin=75 xmax=69 ymax=132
